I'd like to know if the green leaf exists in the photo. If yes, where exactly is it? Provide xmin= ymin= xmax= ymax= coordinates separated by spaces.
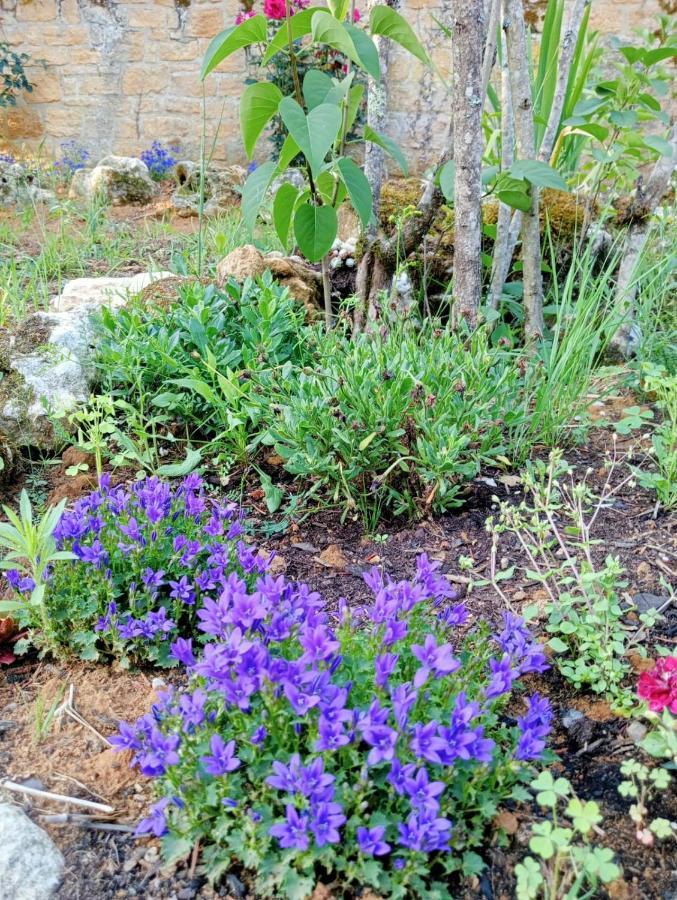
xmin=497 ymin=188 xmax=532 ymax=212
xmin=277 ymin=134 xmax=302 ymax=171
xmin=294 ymin=202 xmax=338 ymax=262
xmin=439 ymin=159 xmax=455 ymax=202
xmin=272 ymin=182 xmax=299 ymax=248
xmin=311 ymin=11 xmax=360 ymax=65
xmin=303 ymin=70 xmax=339 ymax=110
xmin=363 ymin=125 xmax=409 ymax=175
xmin=262 ymin=8 xmax=323 ymax=64
xmin=278 ymin=98 xmax=342 ymax=176
xmin=369 ymin=6 xmax=430 ymax=66
xmin=510 ymin=159 xmax=569 ymax=191
xmin=201 ymin=15 xmax=267 ymax=79
xmin=240 ymin=82 xmax=282 ymax=159
xmin=241 ymin=160 xmax=277 ymax=233
xmin=643 ymin=134 xmax=673 ymax=157
xmin=157 ymin=447 xmax=202 ymax=478
xmin=344 ymin=22 xmax=380 ymax=80
xmin=336 ymin=157 xmax=372 ymax=226
xmin=0 ymin=598 xmax=25 ymax=614
xmin=259 ymin=472 xmax=284 ymax=513
xmin=566 ymin=797 xmax=602 ymax=834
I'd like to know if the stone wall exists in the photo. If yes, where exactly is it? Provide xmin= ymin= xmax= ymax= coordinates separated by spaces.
xmin=0 ymin=0 xmax=665 ymax=172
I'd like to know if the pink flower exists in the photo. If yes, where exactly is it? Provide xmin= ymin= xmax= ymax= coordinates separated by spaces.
xmin=638 ymin=656 xmax=677 ymax=714
xmin=263 ymin=0 xmax=287 ymax=19
xmin=234 ymin=8 xmax=255 ymax=24
xmin=351 ymin=7 xmax=361 ymax=22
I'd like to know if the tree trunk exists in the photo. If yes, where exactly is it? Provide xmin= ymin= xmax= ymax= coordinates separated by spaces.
xmin=451 ymin=0 xmax=485 ymax=328
xmin=491 ymin=0 xmax=590 ymax=309
xmin=503 ymin=0 xmax=544 ymax=340
xmin=610 ymin=123 xmax=677 ymax=357
xmin=481 ymin=0 xmax=500 ymax=107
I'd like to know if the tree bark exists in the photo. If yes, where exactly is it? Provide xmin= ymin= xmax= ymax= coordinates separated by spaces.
xmin=610 ymin=123 xmax=677 ymax=357
xmin=503 ymin=0 xmax=544 ymax=340
xmin=491 ymin=0 xmax=590 ymax=310
xmin=451 ymin=0 xmax=485 ymax=328
xmin=481 ymin=0 xmax=501 ymax=108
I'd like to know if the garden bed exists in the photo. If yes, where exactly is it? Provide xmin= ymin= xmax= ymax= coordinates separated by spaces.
xmin=1 ymin=422 xmax=675 ymax=899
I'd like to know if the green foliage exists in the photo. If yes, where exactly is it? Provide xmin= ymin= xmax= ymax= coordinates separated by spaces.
xmin=618 ymin=757 xmax=675 ymax=845
xmin=630 ymin=365 xmax=677 ymax=510
xmin=489 ymin=451 xmax=658 ymax=711
xmin=515 ymin=773 xmax=621 ymax=899
xmin=202 ymin=5 xmax=427 ymax=269
xmin=261 ymin=325 xmax=534 ymax=521
xmin=94 ymin=276 xmax=312 ymax=464
xmin=0 ymin=42 xmax=35 ymax=108
xmin=0 ymin=491 xmax=74 ymax=650
xmin=639 ymin=708 xmax=677 ymax=766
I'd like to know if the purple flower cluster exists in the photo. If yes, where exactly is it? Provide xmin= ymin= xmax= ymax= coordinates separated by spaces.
xmin=140 ymin=140 xmax=179 ymax=179
xmin=114 ymin=550 xmax=552 ymax=868
xmin=44 ymin=474 xmax=266 ymax=663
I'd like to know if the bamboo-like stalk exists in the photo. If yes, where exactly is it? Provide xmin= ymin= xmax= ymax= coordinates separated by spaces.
xmin=489 ymin=32 xmax=515 ymax=310
xmin=503 ymin=0 xmax=544 ymax=340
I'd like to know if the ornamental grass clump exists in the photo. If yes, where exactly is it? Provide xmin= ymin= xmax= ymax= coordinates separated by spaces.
xmin=8 ymin=475 xmax=267 ymax=665
xmin=115 ymin=556 xmax=551 ymax=899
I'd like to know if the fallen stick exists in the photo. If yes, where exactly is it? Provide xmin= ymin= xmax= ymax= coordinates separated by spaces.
xmin=1 ymin=779 xmax=114 ymax=813
xmin=41 ymin=814 xmax=134 ymax=833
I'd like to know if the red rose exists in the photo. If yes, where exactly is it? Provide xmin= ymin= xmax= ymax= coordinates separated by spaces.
xmin=263 ymin=0 xmax=287 ymax=19
xmin=638 ymin=656 xmax=677 ymax=714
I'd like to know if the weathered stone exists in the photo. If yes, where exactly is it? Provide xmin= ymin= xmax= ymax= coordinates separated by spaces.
xmin=215 ymin=245 xmax=322 ymax=313
xmin=164 ymin=160 xmax=244 ymax=217
xmin=68 ymin=156 xmax=158 ymax=205
xmin=50 ymin=271 xmax=174 ymax=313
xmin=0 ymin=162 xmax=55 ymax=207
xmin=0 ymin=803 xmax=64 ymax=900
xmin=0 ymin=272 xmax=172 ymax=448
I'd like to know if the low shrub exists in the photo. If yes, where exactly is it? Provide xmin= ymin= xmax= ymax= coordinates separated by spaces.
xmin=262 ymin=325 xmax=533 ymax=521
xmin=114 ymin=557 xmax=551 ymax=899
xmin=6 ymin=475 xmax=269 ymax=666
xmin=95 ymin=276 xmax=313 ymax=461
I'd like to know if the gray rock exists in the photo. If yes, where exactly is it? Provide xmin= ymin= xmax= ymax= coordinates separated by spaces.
xmin=69 ymin=155 xmax=158 ymax=205
xmin=632 ymin=593 xmax=669 ymax=614
xmin=168 ymin=160 xmax=244 ymax=217
xmin=0 ymin=272 xmax=174 ymax=448
xmin=0 ymin=803 xmax=64 ymax=899
xmin=0 ymin=162 xmax=55 ymax=207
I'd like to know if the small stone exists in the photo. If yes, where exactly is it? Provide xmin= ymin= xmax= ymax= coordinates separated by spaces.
xmin=627 ymin=720 xmax=647 ymax=743
xmin=225 ymin=874 xmax=246 ymax=899
xmin=0 ymin=803 xmax=64 ymax=900
xmin=69 ymin=155 xmax=157 ymax=205
xmin=631 ymin=593 xmax=668 ymax=613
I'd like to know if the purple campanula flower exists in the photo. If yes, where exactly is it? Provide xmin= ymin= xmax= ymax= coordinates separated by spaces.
xmin=361 ymin=724 xmax=398 ymax=766
xmin=73 ymin=538 xmax=109 ymax=569
xmin=111 ymin=721 xmax=142 ymax=752
xmin=178 ymin=688 xmax=207 ymax=729
xmin=315 ymin=716 xmax=351 ymax=751
xmin=266 ymin=755 xmax=302 ymax=793
xmin=269 ymin=805 xmax=309 ymax=850
xmin=383 ymin=618 xmax=408 ymax=646
xmin=310 ymin=801 xmax=346 ymax=846
xmin=357 ymin=825 xmax=391 ymax=856
xmin=495 ymin=612 xmax=549 ymax=675
xmin=299 ymin=624 xmax=340 ymax=663
xmin=409 ymin=721 xmax=445 ymax=764
xmin=411 ymin=635 xmax=460 ymax=688
xmin=388 ymin=757 xmax=416 ymax=795
xmin=438 ymin=603 xmax=468 ymax=628
xmin=170 ymin=637 xmax=195 ymax=667
xmin=284 ymin=682 xmax=320 ymax=716
xmin=404 ymin=767 xmax=445 ymax=812
xmin=391 ymin=682 xmax=418 ymax=729
xmin=251 ymin=726 xmax=267 ymax=745
xmin=201 ymin=735 xmax=241 ymax=775
xmin=169 ymin=575 xmax=196 ymax=605
xmin=136 ymin=798 xmax=170 ymax=837
xmin=137 ymin=728 xmax=180 ymax=776
xmin=485 ymin=654 xmax=517 ymax=699
xmin=375 ymin=652 xmax=399 ymax=688
xmin=515 ymin=693 xmax=552 ymax=761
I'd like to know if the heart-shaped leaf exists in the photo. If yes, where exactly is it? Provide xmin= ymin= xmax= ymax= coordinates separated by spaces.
xmin=240 ymin=82 xmax=282 ymax=159
xmin=336 ymin=157 xmax=372 ymax=226
xmin=369 ymin=6 xmax=430 ymax=66
xmin=311 ymin=11 xmax=360 ymax=65
xmin=201 ymin=16 xmax=268 ymax=79
xmin=294 ymin=202 xmax=338 ymax=262
xmin=278 ymin=98 xmax=342 ymax=176
xmin=241 ymin=160 xmax=277 ymax=233
xmin=273 ymin=182 xmax=300 ymax=248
